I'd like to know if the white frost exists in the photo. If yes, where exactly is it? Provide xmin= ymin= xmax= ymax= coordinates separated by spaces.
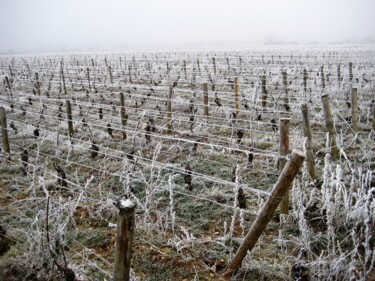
xmin=119 ymin=198 xmax=136 ymax=209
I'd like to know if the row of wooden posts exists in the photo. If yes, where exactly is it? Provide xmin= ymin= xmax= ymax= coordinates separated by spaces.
xmin=0 ymin=89 xmax=373 ymax=281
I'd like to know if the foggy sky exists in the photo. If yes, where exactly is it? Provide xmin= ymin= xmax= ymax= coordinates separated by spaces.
xmin=0 ymin=0 xmax=374 ymax=53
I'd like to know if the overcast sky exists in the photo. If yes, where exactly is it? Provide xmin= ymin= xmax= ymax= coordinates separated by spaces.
xmin=0 ymin=0 xmax=374 ymax=53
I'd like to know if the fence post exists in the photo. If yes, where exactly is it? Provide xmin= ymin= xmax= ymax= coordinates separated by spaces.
xmin=234 ymin=77 xmax=239 ymax=116
xmin=261 ymin=75 xmax=267 ymax=108
xmin=224 ymin=149 xmax=305 ymax=277
xmin=65 ymin=100 xmax=74 ymax=141
xmin=321 ymin=94 xmax=338 ymax=158
xmin=203 ymin=82 xmax=209 ymax=117
xmin=351 ymin=88 xmax=358 ymax=134
xmin=0 ymin=107 xmax=10 ymax=157
xmin=279 ymin=118 xmax=290 ymax=214
xmin=114 ymin=198 xmax=136 ymax=281
xmin=301 ymin=104 xmax=317 ymax=181
xmin=120 ymin=93 xmax=127 ymax=140
xmin=166 ymin=86 xmax=173 ymax=133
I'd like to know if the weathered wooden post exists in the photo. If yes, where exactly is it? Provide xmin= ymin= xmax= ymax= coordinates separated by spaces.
xmin=224 ymin=149 xmax=305 ymax=277
xmin=261 ymin=75 xmax=267 ymax=108
xmin=5 ymin=76 xmax=12 ymax=98
xmin=279 ymin=118 xmax=290 ymax=214
xmin=120 ymin=92 xmax=127 ymax=140
xmin=86 ymin=67 xmax=91 ymax=90
xmin=61 ymin=60 xmax=67 ymax=95
xmin=203 ymin=82 xmax=209 ymax=117
xmin=0 ymin=107 xmax=10 ymax=157
xmin=351 ymin=88 xmax=359 ymax=134
xmin=320 ymin=66 xmax=325 ymax=90
xmin=372 ymin=100 xmax=375 ymax=133
xmin=337 ymin=64 xmax=341 ymax=86
xmin=212 ymin=57 xmax=216 ymax=76
xmin=303 ymin=69 xmax=308 ymax=92
xmin=234 ymin=77 xmax=239 ymax=116
xmin=349 ymin=62 xmax=353 ymax=83
xmin=282 ymin=71 xmax=290 ymax=111
xmin=65 ymin=100 xmax=74 ymax=141
xmin=301 ymin=104 xmax=317 ymax=181
xmin=321 ymin=95 xmax=338 ymax=158
xmin=35 ymin=72 xmax=41 ymax=96
xmin=166 ymin=86 xmax=173 ymax=133
xmin=114 ymin=198 xmax=136 ymax=281
xmin=183 ymin=60 xmax=187 ymax=80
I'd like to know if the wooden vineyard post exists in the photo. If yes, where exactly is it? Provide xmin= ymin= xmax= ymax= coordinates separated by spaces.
xmin=279 ymin=118 xmax=290 ymax=214
xmin=5 ymin=76 xmax=12 ymax=98
xmin=372 ymin=100 xmax=375 ymax=133
xmin=224 ymin=149 xmax=305 ymax=277
xmin=203 ymin=82 xmax=209 ymax=118
xmin=351 ymin=88 xmax=359 ymax=134
xmin=35 ymin=72 xmax=41 ymax=96
xmin=234 ymin=77 xmax=239 ymax=116
xmin=282 ymin=71 xmax=290 ymax=111
xmin=303 ymin=69 xmax=308 ymax=92
xmin=166 ymin=86 xmax=173 ymax=133
xmin=212 ymin=57 xmax=216 ymax=76
xmin=349 ymin=62 xmax=353 ymax=83
xmin=183 ymin=60 xmax=187 ymax=80
xmin=321 ymin=95 xmax=338 ymax=158
xmin=320 ymin=66 xmax=325 ymax=90
xmin=337 ymin=64 xmax=341 ymax=87
xmin=114 ymin=198 xmax=136 ymax=281
xmin=261 ymin=75 xmax=267 ymax=108
xmin=0 ymin=107 xmax=10 ymax=157
xmin=65 ymin=100 xmax=74 ymax=141
xmin=61 ymin=60 xmax=67 ymax=95
xmin=120 ymin=92 xmax=127 ymax=140
xmin=301 ymin=104 xmax=317 ymax=181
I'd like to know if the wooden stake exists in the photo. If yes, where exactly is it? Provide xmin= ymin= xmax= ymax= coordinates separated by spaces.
xmin=35 ymin=72 xmax=41 ymax=96
xmin=279 ymin=118 xmax=290 ymax=214
xmin=303 ymin=69 xmax=308 ymax=92
xmin=320 ymin=66 xmax=325 ymax=90
xmin=65 ymin=100 xmax=74 ymax=141
xmin=351 ymin=88 xmax=359 ymax=134
xmin=349 ymin=62 xmax=353 ymax=83
xmin=261 ymin=75 xmax=267 ymax=108
xmin=212 ymin=57 xmax=216 ymax=76
xmin=183 ymin=60 xmax=187 ymax=80
xmin=337 ymin=64 xmax=341 ymax=86
xmin=234 ymin=77 xmax=239 ymax=116
xmin=203 ymin=82 xmax=209 ymax=117
xmin=0 ymin=107 xmax=10 ymax=157
xmin=321 ymin=95 xmax=338 ymax=158
xmin=114 ymin=198 xmax=136 ymax=281
xmin=120 ymin=92 xmax=127 ymax=140
xmin=282 ymin=71 xmax=290 ymax=111
xmin=301 ymin=104 xmax=317 ymax=180
xmin=224 ymin=149 xmax=305 ymax=277
xmin=166 ymin=86 xmax=173 ymax=133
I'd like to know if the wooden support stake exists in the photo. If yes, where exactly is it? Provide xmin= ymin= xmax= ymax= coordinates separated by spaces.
xmin=337 ymin=64 xmax=341 ymax=86
xmin=203 ymin=82 xmax=209 ymax=117
xmin=65 ymin=100 xmax=74 ymax=141
xmin=224 ymin=149 xmax=305 ymax=277
xmin=183 ymin=60 xmax=187 ymax=80
xmin=279 ymin=118 xmax=290 ymax=214
xmin=282 ymin=71 xmax=290 ymax=111
xmin=114 ymin=198 xmax=136 ymax=281
xmin=351 ymin=88 xmax=359 ymax=134
xmin=261 ymin=75 xmax=267 ymax=108
xmin=349 ymin=62 xmax=353 ymax=83
xmin=212 ymin=57 xmax=216 ymax=76
xmin=0 ymin=107 xmax=10 ymax=157
xmin=320 ymin=66 xmax=325 ymax=90
xmin=303 ymin=69 xmax=308 ymax=92
xmin=166 ymin=86 xmax=173 ymax=133
xmin=120 ymin=92 xmax=127 ymax=140
xmin=321 ymin=95 xmax=338 ymax=158
xmin=234 ymin=77 xmax=239 ymax=116
xmin=301 ymin=104 xmax=317 ymax=180
xmin=35 ymin=72 xmax=41 ymax=96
